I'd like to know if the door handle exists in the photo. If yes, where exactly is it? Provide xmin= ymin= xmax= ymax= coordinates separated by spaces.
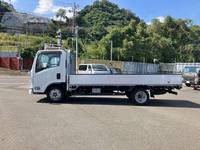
xmin=57 ymin=73 xmax=61 ymax=79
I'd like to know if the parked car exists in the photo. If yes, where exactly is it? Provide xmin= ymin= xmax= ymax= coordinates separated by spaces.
xmin=110 ymin=68 xmax=122 ymax=74
xmin=78 ymin=64 xmax=111 ymax=74
xmin=182 ymin=66 xmax=200 ymax=87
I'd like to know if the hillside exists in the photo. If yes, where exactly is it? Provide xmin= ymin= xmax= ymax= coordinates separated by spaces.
xmin=77 ymin=0 xmax=140 ymax=40
xmin=0 ymin=1 xmax=15 ymax=20
xmin=76 ymin=1 xmax=200 ymax=63
xmin=0 ymin=32 xmax=56 ymax=58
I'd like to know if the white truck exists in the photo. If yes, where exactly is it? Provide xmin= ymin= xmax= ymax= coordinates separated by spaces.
xmin=29 ymin=48 xmax=182 ymax=105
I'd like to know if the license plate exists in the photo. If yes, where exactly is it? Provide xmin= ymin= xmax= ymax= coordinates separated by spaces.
xmin=92 ymin=88 xmax=101 ymax=94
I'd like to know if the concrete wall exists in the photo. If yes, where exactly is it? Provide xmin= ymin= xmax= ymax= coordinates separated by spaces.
xmin=0 ymin=51 xmax=18 ymax=57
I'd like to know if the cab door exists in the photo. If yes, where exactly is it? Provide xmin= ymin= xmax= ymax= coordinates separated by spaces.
xmin=32 ymin=51 xmax=66 ymax=93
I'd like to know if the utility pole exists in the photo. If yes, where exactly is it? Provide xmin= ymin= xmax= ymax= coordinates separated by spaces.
xmin=72 ymin=2 xmax=79 ymax=50
xmin=56 ymin=29 xmax=62 ymax=47
xmin=72 ymin=2 xmax=76 ymax=34
xmin=110 ymin=40 xmax=113 ymax=62
xmin=75 ymin=26 xmax=79 ymax=73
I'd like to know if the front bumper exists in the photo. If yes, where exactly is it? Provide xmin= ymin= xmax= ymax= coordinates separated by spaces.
xmin=184 ymin=80 xmax=195 ymax=85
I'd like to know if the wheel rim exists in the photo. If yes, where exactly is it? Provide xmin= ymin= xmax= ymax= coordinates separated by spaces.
xmin=49 ymin=89 xmax=62 ymax=101
xmin=135 ymin=91 xmax=147 ymax=104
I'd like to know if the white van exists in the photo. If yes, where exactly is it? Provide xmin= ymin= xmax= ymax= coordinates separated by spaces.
xmin=78 ymin=64 xmax=111 ymax=74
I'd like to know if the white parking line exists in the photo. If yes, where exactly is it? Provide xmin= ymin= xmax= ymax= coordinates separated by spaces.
xmin=0 ymin=83 xmax=28 ymax=85
xmin=0 ymin=76 xmax=29 ymax=77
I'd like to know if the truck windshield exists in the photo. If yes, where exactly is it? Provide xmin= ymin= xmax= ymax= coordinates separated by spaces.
xmin=184 ymin=67 xmax=199 ymax=73
xmin=36 ymin=52 xmax=61 ymax=73
xmin=92 ymin=65 xmax=107 ymax=71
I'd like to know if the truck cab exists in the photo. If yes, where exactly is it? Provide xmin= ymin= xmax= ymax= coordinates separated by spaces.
xmin=182 ymin=66 xmax=200 ymax=87
xmin=29 ymin=49 xmax=74 ymax=95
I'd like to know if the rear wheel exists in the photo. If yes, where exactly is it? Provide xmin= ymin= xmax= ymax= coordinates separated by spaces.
xmin=129 ymin=89 xmax=150 ymax=105
xmin=47 ymin=86 xmax=65 ymax=103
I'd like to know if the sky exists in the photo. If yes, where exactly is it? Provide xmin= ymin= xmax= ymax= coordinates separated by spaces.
xmin=3 ymin=0 xmax=200 ymax=25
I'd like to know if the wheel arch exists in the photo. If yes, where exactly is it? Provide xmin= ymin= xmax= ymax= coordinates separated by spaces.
xmin=45 ymin=83 xmax=66 ymax=94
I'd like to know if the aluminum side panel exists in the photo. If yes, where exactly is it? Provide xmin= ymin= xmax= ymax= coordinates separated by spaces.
xmin=69 ymin=75 xmax=182 ymax=86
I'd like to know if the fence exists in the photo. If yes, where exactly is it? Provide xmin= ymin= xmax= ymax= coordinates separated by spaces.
xmin=79 ymin=59 xmax=123 ymax=70
xmin=80 ymin=59 xmax=159 ymax=74
xmin=123 ymin=62 xmax=159 ymax=74
xmin=160 ymin=63 xmax=200 ymax=73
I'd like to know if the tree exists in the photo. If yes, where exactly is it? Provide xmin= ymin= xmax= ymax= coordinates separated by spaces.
xmin=0 ymin=1 xmax=15 ymax=21
xmin=77 ymin=0 xmax=140 ymax=41
xmin=56 ymin=8 xmax=68 ymax=23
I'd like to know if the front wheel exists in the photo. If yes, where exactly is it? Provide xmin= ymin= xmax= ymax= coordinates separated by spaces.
xmin=129 ymin=89 xmax=150 ymax=105
xmin=47 ymin=86 xmax=65 ymax=103
xmin=193 ymin=85 xmax=198 ymax=90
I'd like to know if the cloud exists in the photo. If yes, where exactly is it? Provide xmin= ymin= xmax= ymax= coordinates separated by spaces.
xmin=2 ymin=0 xmax=17 ymax=3
xmin=34 ymin=0 xmax=53 ymax=14
xmin=147 ymin=22 xmax=152 ymax=25
xmin=156 ymin=16 xmax=165 ymax=23
xmin=52 ymin=6 xmax=74 ymax=18
xmin=52 ymin=16 xmax=65 ymax=22
xmin=147 ymin=16 xmax=166 ymax=25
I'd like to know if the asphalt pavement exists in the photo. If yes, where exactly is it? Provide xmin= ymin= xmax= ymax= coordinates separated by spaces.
xmin=0 ymin=74 xmax=200 ymax=150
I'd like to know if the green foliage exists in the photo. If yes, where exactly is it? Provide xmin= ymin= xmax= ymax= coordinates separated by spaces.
xmin=48 ymin=20 xmax=72 ymax=39
xmin=77 ymin=0 xmax=140 ymax=41
xmin=0 ymin=33 xmax=55 ymax=58
xmin=82 ymin=12 xmax=200 ymax=63
xmin=0 ymin=1 xmax=15 ymax=12
xmin=0 ymin=1 xmax=15 ymax=20
xmin=56 ymin=8 xmax=69 ymax=23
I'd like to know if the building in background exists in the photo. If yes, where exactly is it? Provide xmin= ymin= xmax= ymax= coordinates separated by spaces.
xmin=1 ymin=12 xmax=50 ymax=34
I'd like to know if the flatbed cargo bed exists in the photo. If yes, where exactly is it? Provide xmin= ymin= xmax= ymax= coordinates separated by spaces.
xmin=69 ymin=74 xmax=182 ymax=86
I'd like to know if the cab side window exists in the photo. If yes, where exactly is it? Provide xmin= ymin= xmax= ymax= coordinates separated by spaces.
xmin=36 ymin=52 xmax=61 ymax=73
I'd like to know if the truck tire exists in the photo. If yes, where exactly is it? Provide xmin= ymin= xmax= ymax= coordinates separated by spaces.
xmin=129 ymin=89 xmax=150 ymax=105
xmin=185 ymin=83 xmax=191 ymax=87
xmin=193 ymin=85 xmax=198 ymax=90
xmin=47 ymin=86 xmax=65 ymax=103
